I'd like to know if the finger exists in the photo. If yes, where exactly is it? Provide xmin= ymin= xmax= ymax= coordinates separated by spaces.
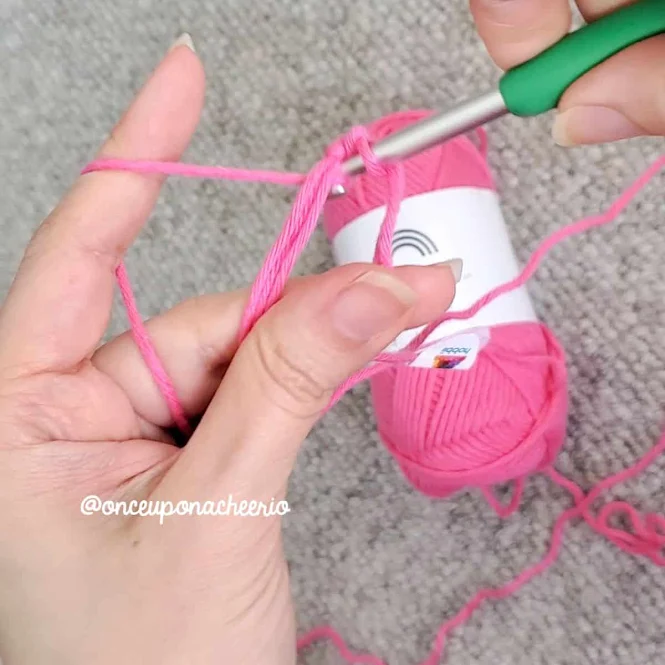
xmin=93 ymin=262 xmax=458 ymax=430
xmin=93 ymin=277 xmax=311 ymax=428
xmin=160 ymin=261 xmax=461 ymax=501
xmin=575 ymin=0 xmax=630 ymax=21
xmin=469 ymin=0 xmax=571 ymax=70
xmin=552 ymin=36 xmax=665 ymax=146
xmin=92 ymin=291 xmax=248 ymax=429
xmin=0 ymin=35 xmax=205 ymax=376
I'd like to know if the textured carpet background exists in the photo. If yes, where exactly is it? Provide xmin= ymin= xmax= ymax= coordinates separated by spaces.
xmin=1 ymin=1 xmax=664 ymax=663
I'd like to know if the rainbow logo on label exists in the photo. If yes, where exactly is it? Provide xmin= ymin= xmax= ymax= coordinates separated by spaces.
xmin=432 ymin=346 xmax=471 ymax=370
xmin=391 ymin=228 xmax=439 ymax=259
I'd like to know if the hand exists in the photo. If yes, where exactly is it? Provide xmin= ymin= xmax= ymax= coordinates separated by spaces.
xmin=469 ymin=0 xmax=665 ymax=145
xmin=0 ymin=35 xmax=458 ymax=665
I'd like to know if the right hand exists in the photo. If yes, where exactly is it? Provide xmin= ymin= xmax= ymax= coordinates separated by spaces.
xmin=469 ymin=0 xmax=665 ymax=146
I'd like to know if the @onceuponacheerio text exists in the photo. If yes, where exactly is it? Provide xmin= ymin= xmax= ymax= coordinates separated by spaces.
xmin=80 ymin=495 xmax=291 ymax=525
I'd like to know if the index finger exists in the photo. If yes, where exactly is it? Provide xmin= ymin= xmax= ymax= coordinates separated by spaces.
xmin=0 ymin=35 xmax=205 ymax=376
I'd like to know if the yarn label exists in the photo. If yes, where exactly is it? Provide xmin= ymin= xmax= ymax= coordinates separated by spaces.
xmin=331 ymin=187 xmax=537 ymax=369
xmin=398 ymin=328 xmax=491 ymax=370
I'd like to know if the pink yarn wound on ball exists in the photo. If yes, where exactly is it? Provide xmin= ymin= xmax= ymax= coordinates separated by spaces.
xmin=372 ymin=324 xmax=567 ymax=502
xmin=83 ymin=111 xmax=665 ymax=665
xmin=324 ymin=111 xmax=568 ymax=507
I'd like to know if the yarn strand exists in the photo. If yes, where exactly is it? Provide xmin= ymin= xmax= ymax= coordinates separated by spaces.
xmin=115 ymin=262 xmax=191 ymax=435
xmin=298 ymin=434 xmax=665 ymax=665
xmin=82 ymin=157 xmax=306 ymax=186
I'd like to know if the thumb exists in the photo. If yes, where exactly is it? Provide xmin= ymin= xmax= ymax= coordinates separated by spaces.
xmin=553 ymin=36 xmax=665 ymax=146
xmin=169 ymin=261 xmax=460 ymax=499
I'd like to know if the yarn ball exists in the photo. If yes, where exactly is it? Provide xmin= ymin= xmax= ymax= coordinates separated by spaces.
xmin=323 ymin=110 xmax=569 ymax=499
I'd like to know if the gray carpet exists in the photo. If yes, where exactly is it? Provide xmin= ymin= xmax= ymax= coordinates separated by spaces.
xmin=1 ymin=1 xmax=664 ymax=663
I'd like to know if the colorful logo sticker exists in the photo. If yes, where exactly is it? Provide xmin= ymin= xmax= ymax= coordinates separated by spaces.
xmin=432 ymin=346 xmax=471 ymax=369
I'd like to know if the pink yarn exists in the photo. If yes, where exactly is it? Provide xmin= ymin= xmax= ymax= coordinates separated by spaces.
xmin=114 ymin=262 xmax=191 ymax=435
xmin=324 ymin=111 xmax=568 ymax=505
xmin=83 ymin=113 xmax=665 ymax=664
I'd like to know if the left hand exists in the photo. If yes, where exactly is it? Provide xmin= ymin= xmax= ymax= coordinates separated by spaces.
xmin=0 ymin=36 xmax=458 ymax=665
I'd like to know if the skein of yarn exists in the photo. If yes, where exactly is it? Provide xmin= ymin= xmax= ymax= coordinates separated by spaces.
xmin=323 ymin=111 xmax=568 ymax=511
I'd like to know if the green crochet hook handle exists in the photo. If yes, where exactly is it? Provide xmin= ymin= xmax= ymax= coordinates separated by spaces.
xmin=500 ymin=0 xmax=665 ymax=117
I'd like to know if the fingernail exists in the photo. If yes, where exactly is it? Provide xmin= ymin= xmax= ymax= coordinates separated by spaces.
xmin=436 ymin=258 xmax=463 ymax=283
xmin=169 ymin=32 xmax=196 ymax=53
xmin=552 ymin=107 xmax=643 ymax=147
xmin=331 ymin=271 xmax=417 ymax=342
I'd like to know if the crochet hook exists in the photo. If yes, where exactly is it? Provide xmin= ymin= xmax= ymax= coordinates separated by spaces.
xmin=336 ymin=0 xmax=665 ymax=187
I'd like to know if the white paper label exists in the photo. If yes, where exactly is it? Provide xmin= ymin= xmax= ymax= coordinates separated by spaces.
xmin=413 ymin=328 xmax=491 ymax=370
xmin=330 ymin=187 xmax=537 ymax=369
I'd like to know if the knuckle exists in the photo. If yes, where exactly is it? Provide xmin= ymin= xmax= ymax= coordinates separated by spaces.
xmin=21 ymin=206 xmax=118 ymax=277
xmin=253 ymin=331 xmax=332 ymax=418
xmin=189 ymin=296 xmax=231 ymax=375
xmin=21 ymin=214 xmax=59 ymax=269
xmin=104 ymin=125 xmax=123 ymax=155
